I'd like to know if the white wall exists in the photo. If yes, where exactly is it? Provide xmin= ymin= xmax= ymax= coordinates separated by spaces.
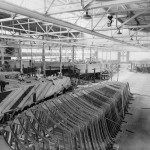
xmin=98 ymin=51 xmax=118 ymax=60
xmin=129 ymin=52 xmax=150 ymax=61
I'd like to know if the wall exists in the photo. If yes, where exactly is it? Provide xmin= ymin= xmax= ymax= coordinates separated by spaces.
xmin=98 ymin=51 xmax=118 ymax=61
xmin=129 ymin=52 xmax=150 ymax=61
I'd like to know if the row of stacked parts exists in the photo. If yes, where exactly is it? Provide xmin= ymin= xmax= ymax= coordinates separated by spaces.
xmin=0 ymin=81 xmax=132 ymax=150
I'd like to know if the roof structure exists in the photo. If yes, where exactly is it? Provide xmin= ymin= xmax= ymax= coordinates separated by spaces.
xmin=0 ymin=0 xmax=149 ymax=53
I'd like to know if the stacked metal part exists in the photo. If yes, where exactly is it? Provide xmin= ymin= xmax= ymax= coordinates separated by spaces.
xmin=0 ymin=81 xmax=132 ymax=150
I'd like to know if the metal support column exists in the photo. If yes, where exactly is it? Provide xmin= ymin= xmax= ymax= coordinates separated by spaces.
xmin=102 ymin=50 xmax=103 ymax=61
xmin=1 ymin=48 xmax=4 ymax=65
xmin=93 ymin=68 xmax=95 ymax=83
xmin=30 ymin=44 xmax=33 ymax=76
xmin=82 ymin=47 xmax=84 ymax=61
xmin=106 ymin=51 xmax=108 ymax=63
xmin=72 ymin=46 xmax=75 ymax=73
xmin=118 ymin=52 xmax=121 ymax=63
xmin=72 ymin=46 xmax=75 ymax=63
xmin=60 ymin=45 xmax=62 ymax=74
xmin=19 ymin=40 xmax=22 ymax=73
xmin=31 ymin=45 xmax=33 ymax=65
xmin=42 ymin=42 xmax=46 ymax=76
xmin=96 ymin=48 xmax=98 ymax=62
xmin=99 ymin=63 xmax=101 ymax=82
xmin=78 ymin=69 xmax=80 ymax=84
xmin=110 ymin=50 xmax=112 ymax=81
xmin=90 ymin=48 xmax=92 ymax=61
xmin=127 ymin=51 xmax=129 ymax=62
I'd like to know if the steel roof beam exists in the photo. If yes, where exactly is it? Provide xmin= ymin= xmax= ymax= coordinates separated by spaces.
xmin=130 ymin=22 xmax=150 ymax=37
xmin=83 ymin=0 xmax=96 ymax=10
xmin=45 ymin=0 xmax=56 ymax=15
xmin=0 ymin=1 xmax=134 ymax=47
xmin=52 ymin=35 xmax=150 ymax=41
xmin=94 ymin=24 xmax=150 ymax=31
xmin=0 ymin=24 xmax=73 ymax=39
xmin=0 ymin=7 xmax=149 ymax=23
xmin=118 ymin=8 xmax=150 ymax=29
xmin=86 ymin=0 xmax=146 ymax=10
xmin=0 ymin=16 xmax=28 ymax=22
xmin=46 ymin=0 xmax=145 ymax=15
xmin=1 ymin=34 xmax=147 ymax=51
xmin=0 ymin=34 xmax=103 ymax=49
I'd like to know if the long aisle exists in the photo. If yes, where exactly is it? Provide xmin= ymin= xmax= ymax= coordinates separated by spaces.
xmin=114 ymin=66 xmax=150 ymax=150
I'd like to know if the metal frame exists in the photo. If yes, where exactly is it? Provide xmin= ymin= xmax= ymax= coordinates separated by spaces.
xmin=0 ymin=1 xmax=136 ymax=47
xmin=45 ymin=0 xmax=145 ymax=15
xmin=0 ymin=0 xmax=149 ymax=52
xmin=118 ymin=8 xmax=150 ymax=29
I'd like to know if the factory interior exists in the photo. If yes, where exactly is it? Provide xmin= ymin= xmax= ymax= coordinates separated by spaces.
xmin=0 ymin=0 xmax=150 ymax=150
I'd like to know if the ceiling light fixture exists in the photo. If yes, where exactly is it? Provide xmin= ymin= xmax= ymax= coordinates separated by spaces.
xmin=83 ymin=10 xmax=92 ymax=19
xmin=117 ymin=29 xmax=122 ymax=35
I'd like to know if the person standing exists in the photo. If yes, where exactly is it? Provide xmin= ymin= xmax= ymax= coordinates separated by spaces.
xmin=0 ymin=80 xmax=9 ymax=92
xmin=0 ymin=75 xmax=7 ymax=92
xmin=33 ymin=87 xmax=36 ymax=103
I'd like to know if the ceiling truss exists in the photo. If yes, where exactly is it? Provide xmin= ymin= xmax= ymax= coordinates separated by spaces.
xmin=0 ymin=0 xmax=149 ymax=53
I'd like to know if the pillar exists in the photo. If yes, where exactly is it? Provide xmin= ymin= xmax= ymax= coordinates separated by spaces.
xmin=42 ymin=42 xmax=46 ymax=76
xmin=31 ymin=45 xmax=33 ymax=67
xmin=118 ymin=52 xmax=121 ymax=63
xmin=96 ymin=48 xmax=98 ymax=62
xmin=127 ymin=51 xmax=129 ymax=62
xmin=82 ymin=47 xmax=84 ymax=61
xmin=74 ymin=47 xmax=76 ymax=61
xmin=90 ymin=48 xmax=92 ymax=61
xmin=59 ymin=45 xmax=62 ymax=74
xmin=106 ymin=51 xmax=108 ymax=62
xmin=0 ymin=48 xmax=4 ymax=65
xmin=72 ymin=46 xmax=75 ymax=63
xmin=19 ymin=40 xmax=22 ymax=73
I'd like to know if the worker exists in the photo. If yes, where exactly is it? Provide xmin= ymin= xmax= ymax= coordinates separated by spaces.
xmin=35 ymin=73 xmax=41 ymax=81
xmin=37 ymin=67 xmax=41 ymax=75
xmin=47 ymin=75 xmax=55 ymax=85
xmin=58 ymin=72 xmax=63 ymax=78
xmin=0 ymin=80 xmax=9 ymax=92
xmin=33 ymin=87 xmax=36 ymax=103
xmin=18 ymin=74 xmax=25 ymax=82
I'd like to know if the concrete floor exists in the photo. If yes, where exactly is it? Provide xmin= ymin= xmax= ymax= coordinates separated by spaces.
xmin=114 ymin=65 xmax=150 ymax=150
